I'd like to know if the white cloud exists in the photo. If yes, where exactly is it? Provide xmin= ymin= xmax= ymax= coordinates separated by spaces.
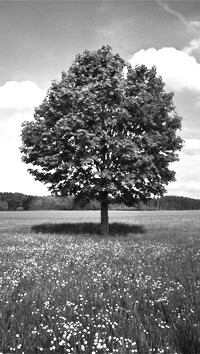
xmin=0 ymin=82 xmax=47 ymax=195
xmin=189 ymin=21 xmax=200 ymax=33
xmin=167 ymin=140 xmax=200 ymax=198
xmin=0 ymin=81 xmax=45 ymax=109
xmin=168 ymin=140 xmax=200 ymax=197
xmin=183 ymin=38 xmax=200 ymax=55
xmin=0 ymin=111 xmax=49 ymax=196
xmin=129 ymin=47 xmax=200 ymax=93
xmin=0 ymin=112 xmax=33 ymax=142
xmin=0 ymin=151 xmax=49 ymax=195
xmin=172 ymin=148 xmax=200 ymax=181
xmin=182 ymin=139 xmax=200 ymax=155
xmin=167 ymin=181 xmax=200 ymax=199
xmin=0 ymin=143 xmax=49 ymax=195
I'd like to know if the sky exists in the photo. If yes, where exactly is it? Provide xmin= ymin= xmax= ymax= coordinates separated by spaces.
xmin=1 ymin=0 xmax=200 ymax=198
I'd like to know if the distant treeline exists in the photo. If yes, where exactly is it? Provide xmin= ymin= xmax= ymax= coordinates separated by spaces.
xmin=0 ymin=193 xmax=74 ymax=211
xmin=140 ymin=196 xmax=200 ymax=211
xmin=1 ymin=192 xmax=200 ymax=211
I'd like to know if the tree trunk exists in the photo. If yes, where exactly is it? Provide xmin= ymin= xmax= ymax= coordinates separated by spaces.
xmin=101 ymin=191 xmax=109 ymax=235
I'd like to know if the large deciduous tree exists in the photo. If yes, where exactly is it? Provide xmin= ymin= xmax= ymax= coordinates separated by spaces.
xmin=21 ymin=45 xmax=183 ymax=234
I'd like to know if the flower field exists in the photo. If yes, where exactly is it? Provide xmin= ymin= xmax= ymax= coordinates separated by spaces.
xmin=0 ymin=210 xmax=200 ymax=353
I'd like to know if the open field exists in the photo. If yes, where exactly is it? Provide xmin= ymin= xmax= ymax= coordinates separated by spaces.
xmin=0 ymin=210 xmax=200 ymax=353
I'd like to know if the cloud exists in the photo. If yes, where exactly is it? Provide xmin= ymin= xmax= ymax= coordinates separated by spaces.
xmin=0 ymin=110 xmax=49 ymax=195
xmin=156 ymin=0 xmax=200 ymax=80
xmin=182 ymin=139 xmax=200 ymax=156
xmin=166 ymin=138 xmax=200 ymax=199
xmin=157 ymin=1 xmax=188 ymax=27
xmin=167 ymin=180 xmax=200 ymax=199
xmin=183 ymin=38 xmax=200 ymax=55
xmin=0 ymin=81 xmax=45 ymax=109
xmin=0 ymin=80 xmax=47 ymax=195
xmin=0 ymin=112 xmax=33 ymax=142
xmin=0 ymin=145 xmax=49 ymax=195
xmin=167 ymin=140 xmax=200 ymax=198
xmin=189 ymin=21 xmax=200 ymax=32
xmin=129 ymin=47 xmax=200 ymax=93
xmin=156 ymin=0 xmax=200 ymax=34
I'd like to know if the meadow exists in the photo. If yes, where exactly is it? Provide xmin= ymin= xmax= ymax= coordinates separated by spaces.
xmin=0 ymin=210 xmax=200 ymax=354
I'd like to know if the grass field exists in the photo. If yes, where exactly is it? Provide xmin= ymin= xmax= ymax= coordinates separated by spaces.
xmin=0 ymin=210 xmax=200 ymax=353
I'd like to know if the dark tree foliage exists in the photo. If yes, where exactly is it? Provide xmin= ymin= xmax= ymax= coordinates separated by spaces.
xmin=0 ymin=192 xmax=30 ymax=210
xmin=20 ymin=46 xmax=183 ymax=234
xmin=26 ymin=195 xmax=74 ymax=210
xmin=0 ymin=193 xmax=74 ymax=211
xmin=0 ymin=199 xmax=8 ymax=211
xmin=2 ymin=193 xmax=200 ymax=211
xmin=158 ymin=196 xmax=200 ymax=210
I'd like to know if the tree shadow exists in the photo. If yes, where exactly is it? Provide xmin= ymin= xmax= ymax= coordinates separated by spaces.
xmin=31 ymin=222 xmax=145 ymax=236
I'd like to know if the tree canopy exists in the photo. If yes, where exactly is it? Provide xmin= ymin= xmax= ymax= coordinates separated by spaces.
xmin=21 ymin=45 xmax=183 ymax=234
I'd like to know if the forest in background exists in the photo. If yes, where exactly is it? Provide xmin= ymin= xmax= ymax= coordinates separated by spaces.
xmin=1 ymin=192 xmax=200 ymax=211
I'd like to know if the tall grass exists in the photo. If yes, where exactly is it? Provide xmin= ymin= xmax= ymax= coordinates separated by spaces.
xmin=0 ymin=211 xmax=200 ymax=353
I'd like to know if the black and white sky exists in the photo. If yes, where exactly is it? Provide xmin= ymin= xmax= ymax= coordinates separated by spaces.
xmin=1 ymin=0 xmax=200 ymax=197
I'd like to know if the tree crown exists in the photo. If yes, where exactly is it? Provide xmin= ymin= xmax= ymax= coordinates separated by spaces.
xmin=21 ymin=45 xmax=183 ymax=205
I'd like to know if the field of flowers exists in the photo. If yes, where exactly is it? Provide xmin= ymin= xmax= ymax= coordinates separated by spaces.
xmin=0 ymin=210 xmax=200 ymax=353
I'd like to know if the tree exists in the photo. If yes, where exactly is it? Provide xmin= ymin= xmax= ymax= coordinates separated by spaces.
xmin=20 ymin=45 xmax=183 ymax=234
xmin=0 ymin=192 xmax=30 ymax=211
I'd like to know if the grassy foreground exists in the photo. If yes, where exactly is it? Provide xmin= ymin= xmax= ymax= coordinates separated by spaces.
xmin=0 ymin=210 xmax=200 ymax=353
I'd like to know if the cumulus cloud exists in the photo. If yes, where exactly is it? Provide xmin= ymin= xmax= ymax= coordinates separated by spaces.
xmin=0 ymin=80 xmax=47 ymax=195
xmin=0 ymin=112 xmax=33 ymax=142
xmin=0 ymin=144 xmax=49 ymax=195
xmin=167 ymin=140 xmax=200 ymax=198
xmin=0 ymin=110 xmax=49 ymax=195
xmin=129 ymin=47 xmax=200 ymax=93
xmin=167 ymin=181 xmax=200 ymax=199
xmin=183 ymin=38 xmax=200 ymax=55
xmin=0 ymin=81 xmax=45 ymax=109
xmin=182 ymin=139 xmax=200 ymax=156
